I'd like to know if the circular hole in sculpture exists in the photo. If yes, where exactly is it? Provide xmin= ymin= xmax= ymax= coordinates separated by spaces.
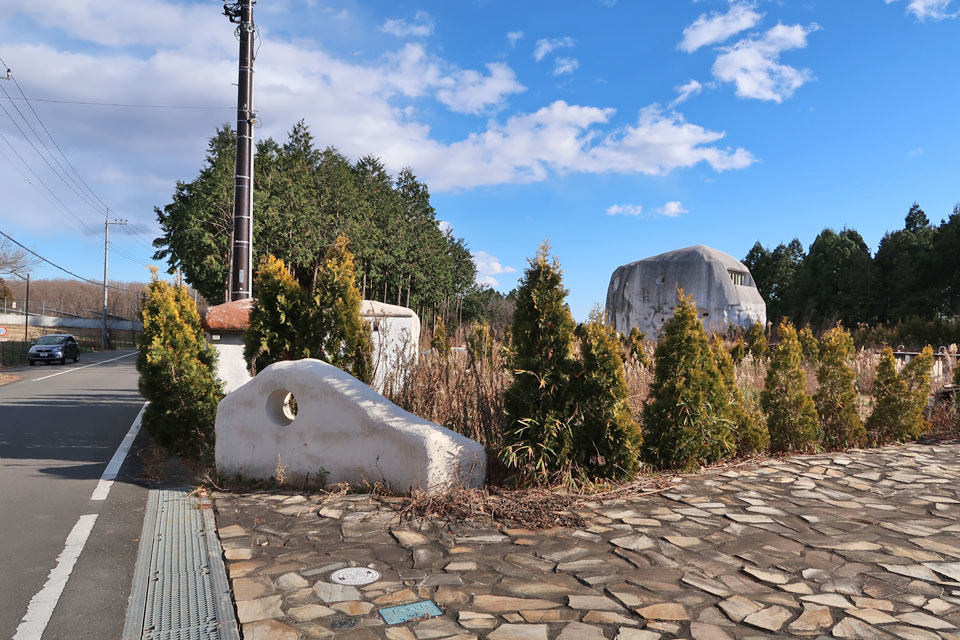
xmin=267 ymin=389 xmax=298 ymax=426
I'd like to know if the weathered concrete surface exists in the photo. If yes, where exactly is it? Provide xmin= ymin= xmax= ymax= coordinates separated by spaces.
xmin=204 ymin=298 xmax=256 ymax=394
xmin=606 ymin=245 xmax=766 ymax=336
xmin=215 ymin=442 xmax=960 ymax=639
xmin=363 ymin=300 xmax=421 ymax=395
xmin=203 ymin=298 xmax=421 ymax=394
xmin=215 ymin=358 xmax=485 ymax=491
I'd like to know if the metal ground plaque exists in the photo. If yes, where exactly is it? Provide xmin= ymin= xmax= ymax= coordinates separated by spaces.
xmin=378 ymin=600 xmax=443 ymax=625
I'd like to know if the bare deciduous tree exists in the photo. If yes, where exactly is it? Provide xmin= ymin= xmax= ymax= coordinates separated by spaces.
xmin=0 ymin=237 xmax=39 ymax=276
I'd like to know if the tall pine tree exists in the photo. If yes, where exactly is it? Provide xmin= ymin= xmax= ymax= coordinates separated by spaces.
xmin=500 ymin=242 xmax=577 ymax=481
xmin=814 ymin=324 xmax=864 ymax=450
xmin=762 ymin=321 xmax=819 ymax=453
xmin=643 ymin=290 xmax=735 ymax=470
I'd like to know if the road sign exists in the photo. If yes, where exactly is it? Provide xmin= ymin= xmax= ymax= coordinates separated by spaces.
xmin=0 ymin=327 xmax=7 ymax=336
xmin=0 ymin=338 xmax=7 ymax=342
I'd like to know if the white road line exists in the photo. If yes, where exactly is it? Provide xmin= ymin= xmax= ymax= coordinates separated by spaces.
xmin=12 ymin=514 xmax=98 ymax=640
xmin=31 ymin=351 xmax=136 ymax=382
xmin=91 ymin=402 xmax=147 ymax=501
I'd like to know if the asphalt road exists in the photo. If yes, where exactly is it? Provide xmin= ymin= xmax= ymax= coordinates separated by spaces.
xmin=0 ymin=349 xmax=148 ymax=640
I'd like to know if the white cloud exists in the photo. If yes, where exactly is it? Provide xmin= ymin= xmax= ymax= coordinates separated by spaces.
xmin=668 ymin=79 xmax=704 ymax=108
xmin=437 ymin=220 xmax=452 ymax=234
xmin=657 ymin=201 xmax=689 ymax=217
xmin=712 ymin=23 xmax=817 ymax=102
xmin=381 ymin=10 xmax=434 ymax=37
xmin=506 ymin=31 xmax=524 ymax=47
xmin=436 ymin=63 xmax=526 ymax=114
xmin=0 ymin=0 xmax=757 ymax=240
xmin=886 ymin=0 xmax=957 ymax=20
xmin=384 ymin=43 xmax=525 ymax=114
xmin=679 ymin=2 xmax=764 ymax=53
xmin=908 ymin=147 xmax=925 ymax=156
xmin=534 ymin=36 xmax=575 ymax=62
xmin=472 ymin=250 xmax=516 ymax=287
xmin=606 ymin=204 xmax=644 ymax=216
xmin=553 ymin=57 xmax=579 ymax=76
xmin=606 ymin=201 xmax=688 ymax=218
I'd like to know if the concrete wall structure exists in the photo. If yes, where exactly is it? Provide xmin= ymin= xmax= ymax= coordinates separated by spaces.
xmin=606 ymin=245 xmax=766 ymax=336
xmin=203 ymin=298 xmax=421 ymax=395
xmin=215 ymin=358 xmax=486 ymax=492
xmin=362 ymin=300 xmax=420 ymax=394
xmin=204 ymin=298 xmax=255 ymax=394
xmin=0 ymin=313 xmax=142 ymax=332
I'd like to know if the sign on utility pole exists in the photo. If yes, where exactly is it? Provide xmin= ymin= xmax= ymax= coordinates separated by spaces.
xmin=103 ymin=214 xmax=127 ymax=350
xmin=224 ymin=0 xmax=256 ymax=301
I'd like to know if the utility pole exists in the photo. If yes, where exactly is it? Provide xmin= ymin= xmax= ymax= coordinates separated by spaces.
xmin=102 ymin=213 xmax=127 ymax=350
xmin=224 ymin=0 xmax=256 ymax=301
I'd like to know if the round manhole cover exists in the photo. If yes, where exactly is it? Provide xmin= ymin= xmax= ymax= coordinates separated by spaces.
xmin=329 ymin=567 xmax=381 ymax=585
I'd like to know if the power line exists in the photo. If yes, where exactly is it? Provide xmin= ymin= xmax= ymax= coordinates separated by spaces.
xmin=0 ymin=127 xmax=98 ymax=234
xmin=0 ymin=229 xmax=135 ymax=292
xmin=0 ymin=88 xmax=107 ymax=220
xmin=0 ymin=81 xmax=104 ymax=215
xmin=5 ymin=72 xmax=110 ymax=212
xmin=0 ymin=96 xmax=233 ymax=110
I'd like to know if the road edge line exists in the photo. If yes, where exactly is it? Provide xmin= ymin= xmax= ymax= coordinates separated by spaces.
xmin=12 ymin=514 xmax=99 ymax=640
xmin=91 ymin=402 xmax=147 ymax=501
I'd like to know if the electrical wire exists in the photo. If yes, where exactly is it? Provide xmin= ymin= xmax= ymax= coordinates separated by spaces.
xmin=0 ymin=229 xmax=135 ymax=292
xmin=0 ymin=96 xmax=233 ymax=110
xmin=0 ymin=92 xmax=105 ymax=220
xmin=0 ymin=81 xmax=104 ymax=215
xmin=0 ymin=127 xmax=98 ymax=234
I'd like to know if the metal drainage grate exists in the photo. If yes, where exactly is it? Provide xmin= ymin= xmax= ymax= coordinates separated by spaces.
xmin=123 ymin=489 xmax=239 ymax=640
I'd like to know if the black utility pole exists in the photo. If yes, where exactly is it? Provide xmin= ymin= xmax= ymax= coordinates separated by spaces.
xmin=224 ymin=1 xmax=256 ymax=300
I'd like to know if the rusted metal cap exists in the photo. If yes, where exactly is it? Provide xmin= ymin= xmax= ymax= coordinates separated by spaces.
xmin=203 ymin=298 xmax=254 ymax=331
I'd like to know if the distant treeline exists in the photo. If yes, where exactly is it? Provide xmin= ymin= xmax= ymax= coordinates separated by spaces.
xmin=1 ymin=278 xmax=148 ymax=321
xmin=153 ymin=122 xmax=477 ymax=328
xmin=745 ymin=202 xmax=960 ymax=345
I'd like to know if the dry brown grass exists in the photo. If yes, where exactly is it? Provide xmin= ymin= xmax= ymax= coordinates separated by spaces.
xmin=388 ymin=340 xmax=510 ymax=466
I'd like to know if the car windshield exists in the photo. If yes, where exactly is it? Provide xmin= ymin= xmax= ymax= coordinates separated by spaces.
xmin=36 ymin=336 xmax=67 ymax=345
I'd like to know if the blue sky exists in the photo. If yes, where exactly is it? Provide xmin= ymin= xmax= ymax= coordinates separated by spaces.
xmin=0 ymin=0 xmax=957 ymax=320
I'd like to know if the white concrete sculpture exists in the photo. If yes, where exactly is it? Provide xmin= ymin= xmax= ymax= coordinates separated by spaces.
xmin=215 ymin=358 xmax=486 ymax=492
xmin=361 ymin=300 xmax=420 ymax=394
xmin=606 ymin=245 xmax=766 ymax=336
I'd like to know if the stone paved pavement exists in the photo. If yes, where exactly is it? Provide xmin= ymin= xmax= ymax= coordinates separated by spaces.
xmin=212 ymin=443 xmax=960 ymax=640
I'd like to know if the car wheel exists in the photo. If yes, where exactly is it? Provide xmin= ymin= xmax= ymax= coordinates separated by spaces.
xmin=29 ymin=360 xmax=35 ymax=366
xmin=73 ymin=354 xmax=79 ymax=363
xmin=60 ymin=356 xmax=66 ymax=365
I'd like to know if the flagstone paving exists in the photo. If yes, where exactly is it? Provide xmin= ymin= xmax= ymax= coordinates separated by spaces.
xmin=212 ymin=443 xmax=960 ymax=639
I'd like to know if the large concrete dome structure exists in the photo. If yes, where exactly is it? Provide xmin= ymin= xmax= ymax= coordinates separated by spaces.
xmin=605 ymin=245 xmax=766 ymax=336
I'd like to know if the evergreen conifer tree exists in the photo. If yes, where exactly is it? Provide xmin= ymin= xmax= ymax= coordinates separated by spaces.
xmin=711 ymin=334 xmax=768 ymax=456
xmin=309 ymin=235 xmax=373 ymax=382
xmin=573 ymin=312 xmax=643 ymax=481
xmin=245 ymin=254 xmax=302 ymax=373
xmin=866 ymin=347 xmax=908 ymax=444
xmin=798 ymin=326 xmax=820 ymax=363
xmin=762 ymin=321 xmax=819 ymax=453
xmin=500 ymin=242 xmax=577 ymax=481
xmin=137 ymin=270 xmax=223 ymax=455
xmin=431 ymin=315 xmax=451 ymax=358
xmin=621 ymin=326 xmax=649 ymax=367
xmin=245 ymin=236 xmax=373 ymax=383
xmin=814 ymin=324 xmax=864 ymax=449
xmin=642 ymin=290 xmax=735 ymax=470
xmin=466 ymin=322 xmax=494 ymax=368
xmin=867 ymin=345 xmax=934 ymax=444
xmin=731 ymin=338 xmax=746 ymax=363
xmin=746 ymin=321 xmax=768 ymax=360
